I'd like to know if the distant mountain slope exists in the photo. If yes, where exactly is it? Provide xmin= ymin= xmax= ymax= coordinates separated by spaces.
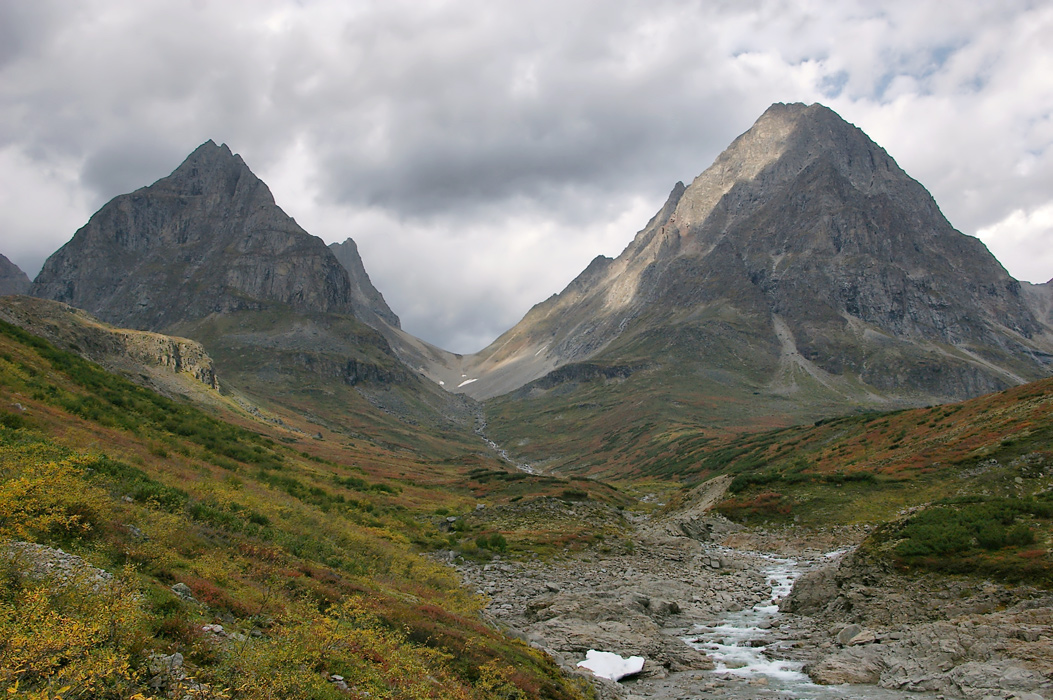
xmin=462 ymin=103 xmax=1052 ymax=404
xmin=0 ymin=253 xmax=30 ymax=295
xmin=0 ymin=295 xmax=219 ymax=398
xmin=329 ymin=237 xmax=401 ymax=329
xmin=31 ymin=140 xmax=355 ymax=330
xmin=1023 ymin=279 xmax=1053 ymax=329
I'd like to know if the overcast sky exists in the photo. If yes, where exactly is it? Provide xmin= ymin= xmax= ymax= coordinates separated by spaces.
xmin=1 ymin=1 xmax=1051 ymax=353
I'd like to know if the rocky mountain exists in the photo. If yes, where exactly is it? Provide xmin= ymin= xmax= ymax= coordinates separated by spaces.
xmin=30 ymin=141 xmax=355 ymax=331
xmin=1023 ymin=279 xmax=1053 ymax=329
xmin=28 ymin=141 xmax=479 ymax=456
xmin=0 ymin=253 xmax=30 ymax=295
xmin=328 ymin=238 xmax=401 ymax=329
xmin=452 ymin=103 xmax=1053 ymax=405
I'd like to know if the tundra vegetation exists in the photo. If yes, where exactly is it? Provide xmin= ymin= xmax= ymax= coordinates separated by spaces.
xmin=0 ymin=320 xmax=592 ymax=699
xmin=2 ymin=308 xmax=1052 ymax=698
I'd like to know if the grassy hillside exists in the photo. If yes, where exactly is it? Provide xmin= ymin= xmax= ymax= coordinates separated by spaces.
xmin=483 ymin=308 xmax=889 ymax=477
xmin=663 ymin=376 xmax=1053 ymax=586
xmin=0 ymin=319 xmax=593 ymax=700
xmin=170 ymin=308 xmax=483 ymax=460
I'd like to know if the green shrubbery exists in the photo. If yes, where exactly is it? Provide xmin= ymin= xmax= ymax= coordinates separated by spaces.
xmin=0 ymin=322 xmax=591 ymax=700
xmin=893 ymin=499 xmax=1040 ymax=557
xmin=865 ymin=496 xmax=1053 ymax=586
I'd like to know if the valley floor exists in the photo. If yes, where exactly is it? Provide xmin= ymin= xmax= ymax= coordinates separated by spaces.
xmin=455 ymin=513 xmax=1053 ymax=700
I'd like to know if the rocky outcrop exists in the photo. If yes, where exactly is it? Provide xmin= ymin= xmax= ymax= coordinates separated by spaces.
xmin=31 ymin=141 xmax=356 ymax=332
xmin=3 ymin=541 xmax=114 ymax=592
xmin=328 ymin=238 xmax=401 ymax=330
xmin=0 ymin=254 xmax=30 ymax=296
xmin=785 ymin=548 xmax=1053 ymax=698
xmin=0 ymin=296 xmax=219 ymax=391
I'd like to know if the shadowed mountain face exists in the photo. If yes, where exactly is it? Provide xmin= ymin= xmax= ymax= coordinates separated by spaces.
xmin=31 ymin=141 xmax=355 ymax=331
xmin=329 ymin=238 xmax=401 ymax=330
xmin=454 ymin=103 xmax=1053 ymax=404
xmin=0 ymin=254 xmax=30 ymax=296
xmin=27 ymin=142 xmax=479 ymax=455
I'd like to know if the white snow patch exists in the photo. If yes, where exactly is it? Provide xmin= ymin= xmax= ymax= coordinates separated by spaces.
xmin=534 ymin=343 xmax=549 ymax=357
xmin=457 ymin=378 xmax=478 ymax=388
xmin=438 ymin=380 xmax=445 ymax=386
xmin=576 ymin=650 xmax=644 ymax=681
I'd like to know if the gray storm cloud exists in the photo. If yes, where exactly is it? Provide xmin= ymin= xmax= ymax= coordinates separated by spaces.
xmin=0 ymin=0 xmax=1050 ymax=352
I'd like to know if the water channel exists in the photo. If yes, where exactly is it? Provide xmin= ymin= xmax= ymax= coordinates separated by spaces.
xmin=671 ymin=551 xmax=937 ymax=700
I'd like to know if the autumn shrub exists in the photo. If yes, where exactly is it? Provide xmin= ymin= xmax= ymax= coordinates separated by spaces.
xmin=0 ymin=564 xmax=150 ymax=699
xmin=0 ymin=456 xmax=112 ymax=543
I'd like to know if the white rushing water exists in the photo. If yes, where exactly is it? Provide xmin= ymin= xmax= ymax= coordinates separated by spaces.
xmin=687 ymin=556 xmax=809 ymax=684
xmin=684 ymin=552 xmax=936 ymax=700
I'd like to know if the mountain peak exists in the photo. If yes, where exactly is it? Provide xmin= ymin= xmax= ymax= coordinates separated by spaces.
xmin=673 ymin=102 xmax=902 ymax=234
xmin=329 ymin=238 xmax=401 ymax=329
xmin=449 ymin=102 xmax=1051 ymax=403
xmin=0 ymin=253 xmax=30 ymax=295
xmin=31 ymin=143 xmax=355 ymax=330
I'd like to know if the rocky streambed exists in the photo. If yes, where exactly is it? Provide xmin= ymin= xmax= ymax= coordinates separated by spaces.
xmin=455 ymin=508 xmax=1053 ymax=700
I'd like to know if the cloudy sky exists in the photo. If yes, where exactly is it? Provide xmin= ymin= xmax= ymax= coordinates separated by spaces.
xmin=1 ymin=1 xmax=1051 ymax=353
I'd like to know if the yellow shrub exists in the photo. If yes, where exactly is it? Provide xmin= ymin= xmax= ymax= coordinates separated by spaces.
xmin=0 ymin=567 xmax=149 ymax=699
xmin=0 ymin=456 xmax=111 ymax=541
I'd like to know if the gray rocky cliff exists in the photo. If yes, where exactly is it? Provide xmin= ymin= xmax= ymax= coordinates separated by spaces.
xmin=1021 ymin=279 xmax=1053 ymax=333
xmin=328 ymin=238 xmax=401 ymax=330
xmin=30 ymin=140 xmax=356 ymax=332
xmin=0 ymin=254 xmax=30 ymax=296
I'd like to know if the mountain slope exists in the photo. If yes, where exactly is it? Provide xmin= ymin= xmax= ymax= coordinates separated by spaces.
xmin=0 ymin=317 xmax=586 ymax=700
xmin=471 ymin=103 xmax=1053 ymax=473
xmin=0 ymin=295 xmax=219 ymax=399
xmin=461 ymin=103 xmax=1052 ymax=403
xmin=0 ymin=253 xmax=29 ymax=296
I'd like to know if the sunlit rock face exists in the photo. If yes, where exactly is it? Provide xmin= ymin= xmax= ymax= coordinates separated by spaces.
xmin=453 ymin=102 xmax=1053 ymax=402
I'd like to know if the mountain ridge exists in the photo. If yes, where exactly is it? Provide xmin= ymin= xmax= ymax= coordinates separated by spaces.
xmin=446 ymin=102 xmax=1052 ymax=403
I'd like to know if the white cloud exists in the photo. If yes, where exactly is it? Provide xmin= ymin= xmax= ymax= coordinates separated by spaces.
xmin=977 ymin=204 xmax=1053 ymax=284
xmin=0 ymin=0 xmax=1050 ymax=350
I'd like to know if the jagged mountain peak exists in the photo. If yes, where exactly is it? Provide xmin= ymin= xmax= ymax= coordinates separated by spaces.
xmin=664 ymin=103 xmax=916 ymax=255
xmin=0 ymin=253 xmax=30 ymax=296
xmin=328 ymin=237 xmax=401 ymax=329
xmin=441 ymin=102 xmax=1051 ymax=403
xmin=31 ymin=142 xmax=355 ymax=331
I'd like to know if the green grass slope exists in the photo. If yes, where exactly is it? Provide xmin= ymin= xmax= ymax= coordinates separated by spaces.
xmin=0 ymin=319 xmax=590 ymax=700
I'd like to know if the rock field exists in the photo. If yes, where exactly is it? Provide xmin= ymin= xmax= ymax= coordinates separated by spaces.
xmin=456 ymin=505 xmax=1053 ymax=700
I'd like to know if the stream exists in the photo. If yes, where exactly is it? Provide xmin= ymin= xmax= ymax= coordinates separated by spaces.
xmin=661 ymin=552 xmax=937 ymax=700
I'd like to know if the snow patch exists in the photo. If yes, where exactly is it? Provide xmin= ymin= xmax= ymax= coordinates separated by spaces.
xmin=576 ymin=650 xmax=644 ymax=681
xmin=457 ymin=378 xmax=478 ymax=388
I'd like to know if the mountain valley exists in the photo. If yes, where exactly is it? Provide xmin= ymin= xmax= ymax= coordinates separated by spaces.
xmin=3 ymin=102 xmax=1053 ymax=699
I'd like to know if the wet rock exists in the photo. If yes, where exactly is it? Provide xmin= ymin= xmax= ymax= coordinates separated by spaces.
xmin=808 ymin=647 xmax=885 ymax=684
